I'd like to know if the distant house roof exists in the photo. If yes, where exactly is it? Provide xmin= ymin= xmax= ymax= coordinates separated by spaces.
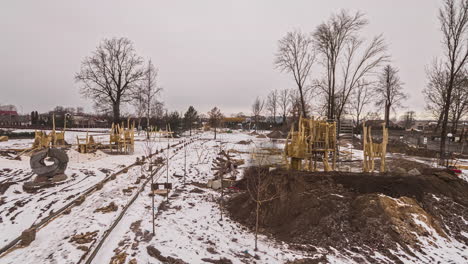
xmin=0 ymin=111 xmax=18 ymax=116
xmin=223 ymin=117 xmax=246 ymax=123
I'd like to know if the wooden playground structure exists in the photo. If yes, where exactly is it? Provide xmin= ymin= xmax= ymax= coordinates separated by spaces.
xmin=284 ymin=116 xmax=337 ymax=172
xmin=31 ymin=114 xmax=68 ymax=150
xmin=284 ymin=117 xmax=389 ymax=173
xmin=77 ymin=120 xmax=135 ymax=154
xmin=362 ymin=123 xmax=388 ymax=173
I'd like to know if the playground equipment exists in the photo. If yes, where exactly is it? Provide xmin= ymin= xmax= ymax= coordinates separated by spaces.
xmin=76 ymin=132 xmax=99 ymax=153
xmin=284 ymin=116 xmax=337 ymax=171
xmin=76 ymin=120 xmax=135 ymax=154
xmin=109 ymin=121 xmax=135 ymax=154
xmin=362 ymin=123 xmax=388 ymax=173
xmin=31 ymin=114 xmax=68 ymax=150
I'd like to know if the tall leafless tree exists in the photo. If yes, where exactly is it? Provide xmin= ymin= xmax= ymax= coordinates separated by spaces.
xmin=137 ymin=59 xmax=162 ymax=138
xmin=275 ymin=30 xmax=315 ymax=117
xmin=278 ymin=89 xmax=290 ymax=124
xmin=313 ymin=10 xmax=368 ymax=120
xmin=374 ymin=65 xmax=407 ymax=127
xmin=335 ymin=36 xmax=387 ymax=125
xmin=251 ymin=97 xmax=264 ymax=132
xmin=424 ymin=60 xmax=449 ymax=132
xmin=350 ymin=80 xmax=373 ymax=127
xmin=75 ymin=37 xmax=145 ymax=124
xmin=438 ymin=0 xmax=468 ymax=160
xmin=266 ymin=89 xmax=279 ymax=124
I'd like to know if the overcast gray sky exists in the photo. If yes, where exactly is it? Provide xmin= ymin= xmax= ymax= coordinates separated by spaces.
xmin=0 ymin=0 xmax=442 ymax=117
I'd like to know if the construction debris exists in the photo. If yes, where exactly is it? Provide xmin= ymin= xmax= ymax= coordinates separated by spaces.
xmin=94 ymin=202 xmax=118 ymax=213
xmin=20 ymin=228 xmax=36 ymax=246
xmin=69 ymin=231 xmax=98 ymax=244
xmin=30 ymin=148 xmax=69 ymax=178
xmin=211 ymin=150 xmax=239 ymax=180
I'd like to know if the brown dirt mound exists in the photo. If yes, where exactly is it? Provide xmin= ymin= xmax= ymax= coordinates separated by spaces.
xmin=227 ymin=167 xmax=468 ymax=262
xmin=256 ymin=134 xmax=267 ymax=138
xmin=386 ymin=139 xmax=437 ymax=158
xmin=236 ymin=140 xmax=253 ymax=145
xmin=267 ymin=130 xmax=284 ymax=139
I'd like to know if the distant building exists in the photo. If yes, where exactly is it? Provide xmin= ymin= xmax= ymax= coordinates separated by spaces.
xmin=0 ymin=104 xmax=25 ymax=126
xmin=72 ymin=114 xmax=109 ymax=128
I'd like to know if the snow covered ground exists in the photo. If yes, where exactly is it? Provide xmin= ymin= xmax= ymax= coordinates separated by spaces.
xmin=0 ymin=130 xmax=467 ymax=263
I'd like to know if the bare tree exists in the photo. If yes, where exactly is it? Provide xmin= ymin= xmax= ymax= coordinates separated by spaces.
xmin=449 ymin=73 xmax=468 ymax=133
xmin=278 ymin=89 xmax=290 ymax=124
xmin=134 ymin=89 xmax=146 ymax=131
xmin=351 ymin=80 xmax=373 ymax=127
xmin=137 ymin=59 xmax=162 ymax=138
xmin=246 ymin=167 xmax=279 ymax=251
xmin=401 ymin=111 xmax=416 ymax=129
xmin=289 ymin=89 xmax=304 ymax=122
xmin=313 ymin=10 xmax=368 ymax=120
xmin=424 ymin=60 xmax=449 ymax=132
xmin=251 ymin=97 xmax=264 ymax=132
xmin=75 ymin=37 xmax=145 ymax=124
xmin=266 ymin=90 xmax=279 ymax=125
xmin=438 ymin=0 xmax=468 ymax=160
xmin=208 ymin=107 xmax=224 ymax=139
xmin=374 ymin=65 xmax=407 ymax=127
xmin=335 ymin=36 xmax=387 ymax=125
xmin=275 ymin=30 xmax=315 ymax=117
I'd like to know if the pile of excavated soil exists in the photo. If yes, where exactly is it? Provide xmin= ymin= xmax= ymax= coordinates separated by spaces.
xmin=267 ymin=130 xmax=285 ymax=139
xmin=227 ymin=167 xmax=468 ymax=262
xmin=386 ymin=139 xmax=436 ymax=158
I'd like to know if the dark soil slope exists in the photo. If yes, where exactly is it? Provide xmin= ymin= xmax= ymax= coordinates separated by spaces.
xmin=227 ymin=167 xmax=468 ymax=263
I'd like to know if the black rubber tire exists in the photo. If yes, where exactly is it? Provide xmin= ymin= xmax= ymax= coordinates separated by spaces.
xmin=30 ymin=148 xmax=69 ymax=177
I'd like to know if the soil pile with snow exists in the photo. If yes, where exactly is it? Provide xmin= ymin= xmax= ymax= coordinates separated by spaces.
xmin=267 ymin=130 xmax=284 ymax=139
xmin=227 ymin=167 xmax=468 ymax=263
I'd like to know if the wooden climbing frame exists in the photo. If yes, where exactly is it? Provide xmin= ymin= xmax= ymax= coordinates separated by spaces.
xmin=362 ymin=123 xmax=388 ymax=173
xmin=284 ymin=116 xmax=337 ymax=172
xmin=109 ymin=120 xmax=135 ymax=154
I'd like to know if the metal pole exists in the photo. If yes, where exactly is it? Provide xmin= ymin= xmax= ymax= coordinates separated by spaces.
xmin=166 ymin=126 xmax=169 ymax=202
xmin=150 ymin=164 xmax=155 ymax=235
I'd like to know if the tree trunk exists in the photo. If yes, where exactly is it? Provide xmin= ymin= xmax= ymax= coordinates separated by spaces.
xmin=113 ymin=102 xmax=120 ymax=125
xmin=189 ymin=124 xmax=192 ymax=136
xmin=440 ymin=74 xmax=456 ymax=163
xmin=434 ymin=111 xmax=443 ymax=133
xmin=214 ymin=126 xmax=217 ymax=140
xmin=384 ymin=103 xmax=390 ymax=128
xmin=255 ymin=201 xmax=259 ymax=251
xmin=298 ymin=86 xmax=307 ymax=118
xmin=146 ymin=116 xmax=151 ymax=139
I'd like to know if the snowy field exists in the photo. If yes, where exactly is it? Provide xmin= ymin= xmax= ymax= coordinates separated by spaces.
xmin=0 ymin=130 xmax=467 ymax=263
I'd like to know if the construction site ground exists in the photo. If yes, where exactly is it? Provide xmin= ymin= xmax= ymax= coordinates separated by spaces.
xmin=0 ymin=129 xmax=467 ymax=263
